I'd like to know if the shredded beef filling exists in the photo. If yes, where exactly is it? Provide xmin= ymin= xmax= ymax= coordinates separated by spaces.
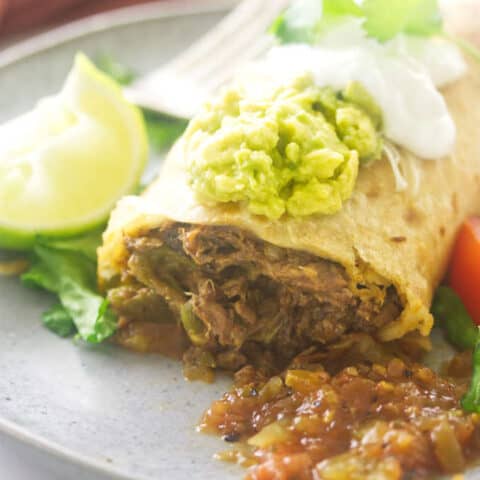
xmin=108 ymin=223 xmax=402 ymax=369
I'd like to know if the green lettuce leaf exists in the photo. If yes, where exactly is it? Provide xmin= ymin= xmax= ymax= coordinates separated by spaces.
xmin=42 ymin=304 xmax=76 ymax=338
xmin=431 ymin=286 xmax=478 ymax=350
xmin=462 ymin=336 xmax=480 ymax=413
xmin=35 ymin=227 xmax=104 ymax=262
xmin=22 ymin=235 xmax=117 ymax=343
xmin=431 ymin=286 xmax=480 ymax=413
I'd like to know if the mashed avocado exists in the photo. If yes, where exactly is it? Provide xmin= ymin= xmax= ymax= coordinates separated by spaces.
xmin=185 ymin=75 xmax=382 ymax=220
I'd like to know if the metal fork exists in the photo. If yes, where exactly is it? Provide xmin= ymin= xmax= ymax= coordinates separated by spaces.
xmin=124 ymin=0 xmax=290 ymax=119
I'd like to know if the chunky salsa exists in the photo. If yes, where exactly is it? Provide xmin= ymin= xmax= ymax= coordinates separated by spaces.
xmin=200 ymin=334 xmax=480 ymax=479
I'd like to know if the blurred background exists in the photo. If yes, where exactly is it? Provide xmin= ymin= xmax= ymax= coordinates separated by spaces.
xmin=0 ymin=0 xmax=479 ymax=47
xmin=0 ymin=0 xmax=163 ymax=41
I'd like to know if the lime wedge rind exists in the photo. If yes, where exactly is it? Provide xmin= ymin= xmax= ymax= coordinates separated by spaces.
xmin=0 ymin=219 xmax=107 ymax=251
xmin=0 ymin=53 xmax=148 ymax=250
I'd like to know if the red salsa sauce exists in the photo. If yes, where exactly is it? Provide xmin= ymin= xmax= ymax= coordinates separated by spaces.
xmin=200 ymin=336 xmax=480 ymax=479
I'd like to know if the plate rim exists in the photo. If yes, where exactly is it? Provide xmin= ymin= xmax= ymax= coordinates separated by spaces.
xmin=0 ymin=0 xmax=238 ymax=68
xmin=0 ymin=2 xmax=235 ymax=478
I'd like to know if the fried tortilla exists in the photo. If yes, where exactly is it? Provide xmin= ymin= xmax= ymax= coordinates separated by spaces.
xmin=98 ymin=58 xmax=480 ymax=367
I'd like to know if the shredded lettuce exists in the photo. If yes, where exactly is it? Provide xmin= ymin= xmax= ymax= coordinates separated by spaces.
xmin=383 ymin=142 xmax=408 ymax=192
xmin=95 ymin=53 xmax=187 ymax=151
xmin=22 ymin=232 xmax=117 ymax=343
xmin=446 ymin=33 xmax=480 ymax=64
xmin=271 ymin=0 xmax=442 ymax=44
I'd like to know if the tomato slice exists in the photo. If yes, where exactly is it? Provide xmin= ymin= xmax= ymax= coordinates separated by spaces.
xmin=449 ymin=217 xmax=480 ymax=325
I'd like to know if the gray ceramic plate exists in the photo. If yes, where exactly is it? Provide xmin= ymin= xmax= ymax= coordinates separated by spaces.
xmin=0 ymin=2 xmax=244 ymax=479
xmin=0 ymin=2 xmax=478 ymax=479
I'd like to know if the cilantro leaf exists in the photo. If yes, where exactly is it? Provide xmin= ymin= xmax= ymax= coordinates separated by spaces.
xmin=271 ymin=0 xmax=443 ymax=44
xmin=270 ymin=0 xmax=323 ymax=44
xmin=403 ymin=0 xmax=443 ymax=36
xmin=271 ymin=0 xmax=361 ymax=44
xmin=323 ymin=0 xmax=363 ymax=17
xmin=362 ymin=0 xmax=442 ymax=41
xmin=22 ymin=238 xmax=117 ymax=344
xmin=42 ymin=304 xmax=76 ymax=338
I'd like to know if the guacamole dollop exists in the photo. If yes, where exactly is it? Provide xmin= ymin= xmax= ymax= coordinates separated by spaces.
xmin=185 ymin=75 xmax=382 ymax=220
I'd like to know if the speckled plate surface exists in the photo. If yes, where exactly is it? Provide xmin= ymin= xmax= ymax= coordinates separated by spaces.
xmin=0 ymin=2 xmax=244 ymax=479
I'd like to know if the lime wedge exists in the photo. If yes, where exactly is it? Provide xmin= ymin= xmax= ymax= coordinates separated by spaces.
xmin=0 ymin=53 xmax=148 ymax=250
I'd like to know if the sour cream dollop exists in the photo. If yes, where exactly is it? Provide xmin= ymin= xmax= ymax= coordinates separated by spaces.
xmin=255 ymin=20 xmax=467 ymax=159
